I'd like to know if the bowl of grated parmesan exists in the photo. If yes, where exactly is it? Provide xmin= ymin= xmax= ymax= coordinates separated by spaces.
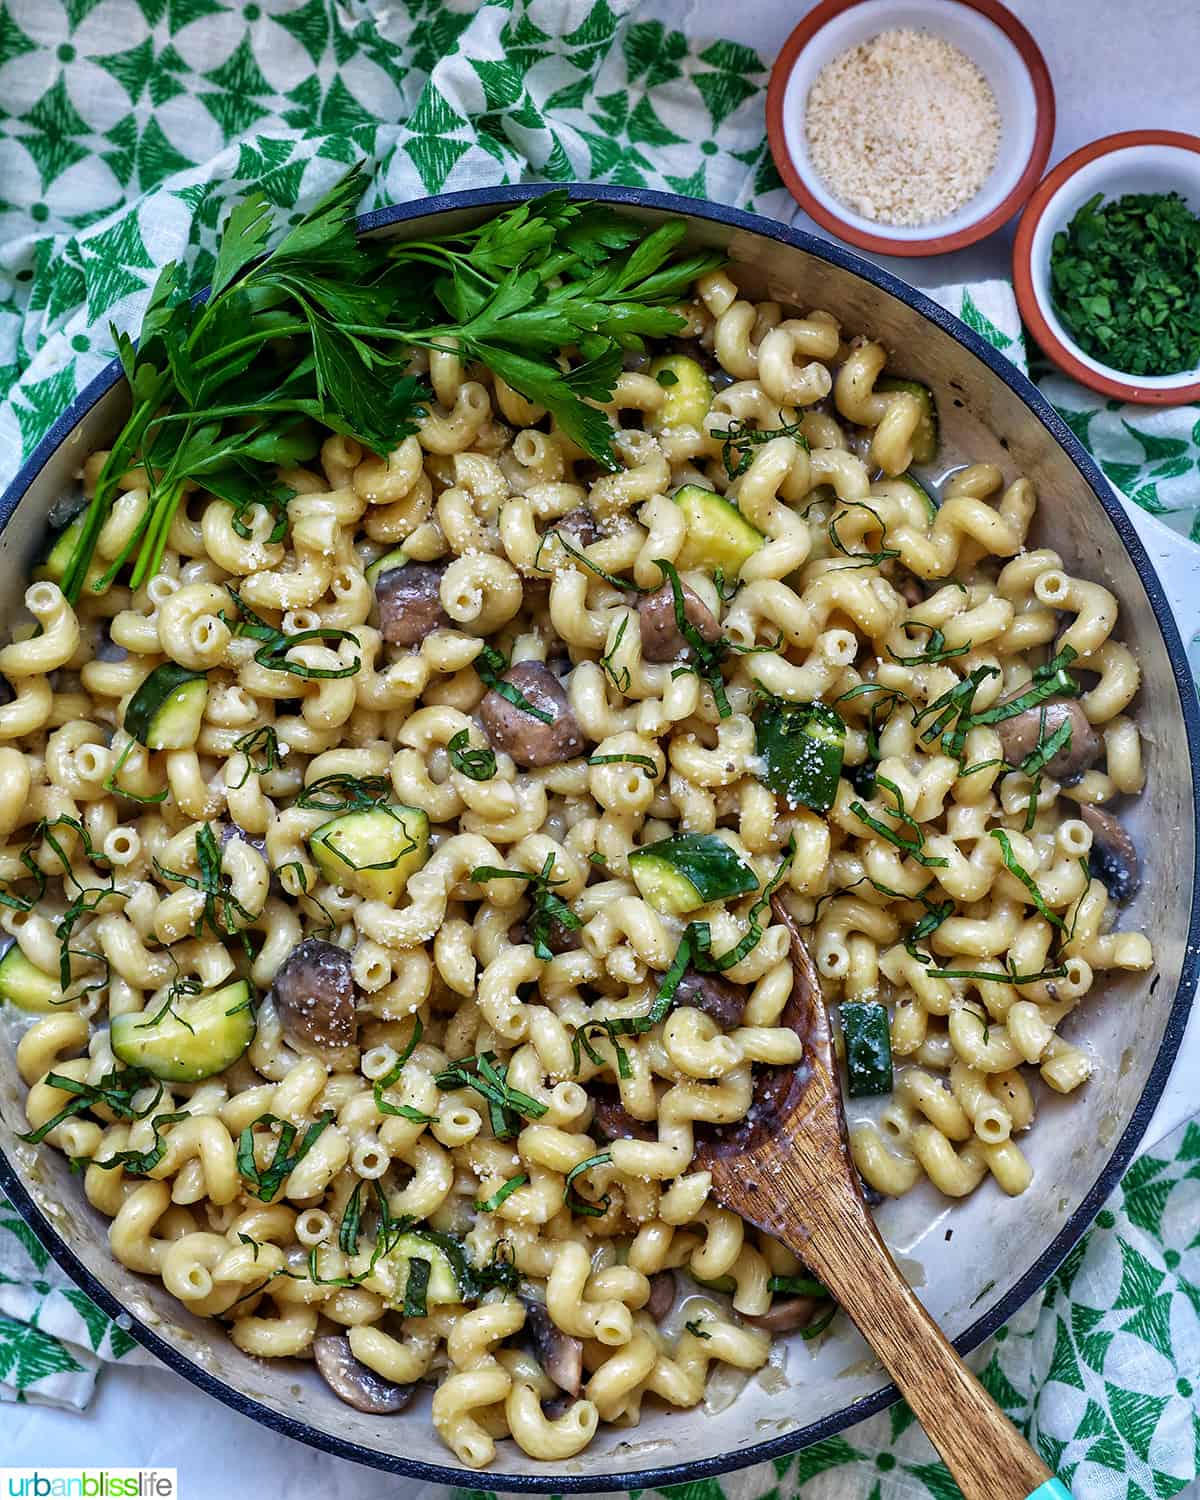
xmin=766 ymin=0 xmax=1055 ymax=256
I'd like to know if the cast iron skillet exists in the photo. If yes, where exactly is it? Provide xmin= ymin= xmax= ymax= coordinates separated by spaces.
xmin=0 ymin=185 xmax=1196 ymax=1491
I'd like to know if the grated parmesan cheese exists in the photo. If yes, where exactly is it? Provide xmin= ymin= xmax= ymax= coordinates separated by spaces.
xmin=805 ymin=28 xmax=1001 ymax=227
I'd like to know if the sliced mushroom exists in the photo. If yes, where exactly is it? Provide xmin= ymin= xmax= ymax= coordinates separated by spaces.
xmin=219 ymin=821 xmax=268 ymax=862
xmin=644 ymin=1270 xmax=676 ymax=1322
xmin=375 ymin=562 xmax=450 ymax=647
xmin=271 ymin=937 xmax=358 ymax=1057
xmin=507 ymin=915 xmax=582 ymax=955
xmin=997 ymin=699 xmax=1101 ymax=784
xmin=479 ymin=661 xmax=586 ymax=768
xmin=637 ymin=581 xmax=721 ymax=664
xmin=894 ymin=571 xmax=926 ymax=608
xmin=590 ymin=1089 xmax=655 ymax=1143
xmin=95 ymin=622 xmax=128 ymax=663
xmin=742 ymin=1295 xmax=823 ymax=1334
xmin=313 ymin=1333 xmax=414 ymax=1414
xmin=1080 ymin=804 xmax=1141 ymax=904
xmin=558 ymin=507 xmax=601 ymax=547
xmin=519 ymin=1290 xmax=583 ymax=1396
xmin=674 ymin=969 xmax=747 ymax=1030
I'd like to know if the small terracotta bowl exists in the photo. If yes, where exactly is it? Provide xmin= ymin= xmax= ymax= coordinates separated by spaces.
xmin=1013 ymin=130 xmax=1200 ymax=404
xmin=766 ymin=0 xmax=1055 ymax=257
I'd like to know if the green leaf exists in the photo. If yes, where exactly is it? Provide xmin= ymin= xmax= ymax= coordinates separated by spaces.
xmin=211 ymin=193 xmax=275 ymax=296
xmin=1122 ymin=419 xmax=1190 ymax=462
xmin=1114 ymin=1236 xmax=1167 ymax=1308
xmin=199 ymin=37 xmax=273 ymax=139
xmin=0 ymin=1313 xmax=86 ymax=1387
xmin=978 ymin=1351 xmax=1027 ymax=1413
xmin=275 ymin=0 xmax=331 ymax=64
xmin=0 ymin=1213 xmax=50 ymax=1274
xmin=19 ymin=78 xmax=92 ymax=191
xmin=1046 ymin=1314 xmax=1086 ymax=1391
xmin=960 ymin=288 xmax=1014 ymax=351
xmin=626 ymin=96 xmax=686 ymax=148
xmin=623 ymin=21 xmax=687 ymax=87
xmin=1107 ymin=1384 xmax=1171 ymax=1465
xmin=695 ymin=69 xmax=758 ymax=128
xmin=1072 ymin=1301 xmax=1114 ymax=1375
xmin=61 ymin=1286 xmax=115 ymax=1352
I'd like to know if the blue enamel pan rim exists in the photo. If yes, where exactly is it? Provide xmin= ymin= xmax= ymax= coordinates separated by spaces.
xmin=1 ymin=183 xmax=1197 ymax=1493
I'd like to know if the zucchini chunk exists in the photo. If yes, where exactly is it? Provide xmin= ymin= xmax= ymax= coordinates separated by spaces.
xmin=0 ymin=941 xmax=64 ymax=1013
xmin=897 ymin=471 xmax=937 ymax=519
xmin=309 ymin=804 xmax=430 ymax=906
xmin=877 ymin=377 xmax=939 ymax=465
xmin=364 ymin=547 xmax=408 ymax=587
xmin=647 ymin=355 xmax=713 ymax=433
xmin=110 ymin=979 xmax=255 ymax=1082
xmin=364 ymin=1231 xmax=463 ymax=1308
xmin=841 ymin=1000 xmax=893 ymax=1097
xmin=124 ymin=663 xmax=209 ymax=750
xmin=756 ymin=700 xmax=846 ymax=814
xmin=671 ymin=485 xmax=764 ymax=577
xmin=629 ymin=831 xmax=758 ymax=915
xmin=38 ymin=514 xmax=87 ymax=585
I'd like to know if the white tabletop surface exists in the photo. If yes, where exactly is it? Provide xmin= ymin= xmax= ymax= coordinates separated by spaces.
xmin=8 ymin=0 xmax=1200 ymax=1491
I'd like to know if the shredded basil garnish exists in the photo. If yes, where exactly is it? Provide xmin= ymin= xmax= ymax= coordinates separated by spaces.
xmin=471 ymin=854 xmax=580 ymax=961
xmin=225 ymin=587 xmax=360 ymax=680
xmin=229 ymin=725 xmax=281 ymax=787
xmin=236 ymin=1110 xmax=336 ymax=1202
xmin=767 ymin=1275 xmax=830 ymax=1297
xmin=923 ymin=960 xmax=1068 ymax=985
xmin=534 ymin=527 xmax=640 ymax=593
xmin=828 ymin=501 xmax=900 ymax=569
xmin=600 ymin=614 xmax=632 ymax=693
xmin=850 ymin=778 xmax=949 ymax=869
xmin=887 ymin=624 xmax=970 ymax=665
xmin=990 ymin=830 xmax=1063 ymax=928
xmin=571 ymin=1022 xmax=633 ymax=1080
xmin=296 ymin=773 xmax=391 ymax=812
xmin=710 ymin=416 xmax=809 ymax=480
xmin=154 ymin=821 xmax=256 ymax=943
xmin=564 ymin=1150 xmax=612 ymax=1217
xmin=433 ymin=1051 xmax=548 ymax=1139
xmin=473 ymin=643 xmax=555 ymax=724
xmin=18 ymin=1067 xmax=162 ymax=1145
xmin=104 ymin=737 xmax=168 ymax=804
xmin=372 ymin=1014 xmax=425 ymax=1118
xmin=91 ymin=1110 xmax=192 ymax=1175
xmin=912 ymin=665 xmax=1000 ymax=761
xmin=448 ymin=729 xmax=496 ymax=781
xmin=475 ymin=1173 xmax=528 ymax=1213
xmin=800 ymin=1305 xmax=838 ymax=1340
xmin=654 ymin=556 xmax=731 ymax=718
xmin=587 ymin=753 xmax=657 ymax=778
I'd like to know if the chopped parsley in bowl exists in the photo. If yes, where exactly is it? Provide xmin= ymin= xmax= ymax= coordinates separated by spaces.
xmin=1049 ymin=190 xmax=1200 ymax=377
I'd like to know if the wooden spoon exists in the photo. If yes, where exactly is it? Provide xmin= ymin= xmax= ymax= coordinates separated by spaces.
xmin=694 ymin=896 xmax=1069 ymax=1500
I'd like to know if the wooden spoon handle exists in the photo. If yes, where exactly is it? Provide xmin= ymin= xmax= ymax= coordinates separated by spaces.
xmin=795 ymin=1209 xmax=1068 ymax=1500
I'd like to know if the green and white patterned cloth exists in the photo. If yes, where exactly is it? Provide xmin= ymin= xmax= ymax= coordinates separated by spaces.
xmin=0 ymin=1 xmax=1197 ymax=1494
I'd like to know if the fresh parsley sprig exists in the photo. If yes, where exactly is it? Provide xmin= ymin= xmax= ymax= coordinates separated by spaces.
xmin=63 ymin=176 xmax=724 ymax=600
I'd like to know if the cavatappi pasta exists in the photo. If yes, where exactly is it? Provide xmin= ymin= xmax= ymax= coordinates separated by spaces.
xmin=3 ymin=264 xmax=1150 ymax=1467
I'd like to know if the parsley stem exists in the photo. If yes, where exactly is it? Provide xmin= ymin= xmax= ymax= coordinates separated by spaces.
xmin=192 ymin=324 xmax=310 ymax=370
